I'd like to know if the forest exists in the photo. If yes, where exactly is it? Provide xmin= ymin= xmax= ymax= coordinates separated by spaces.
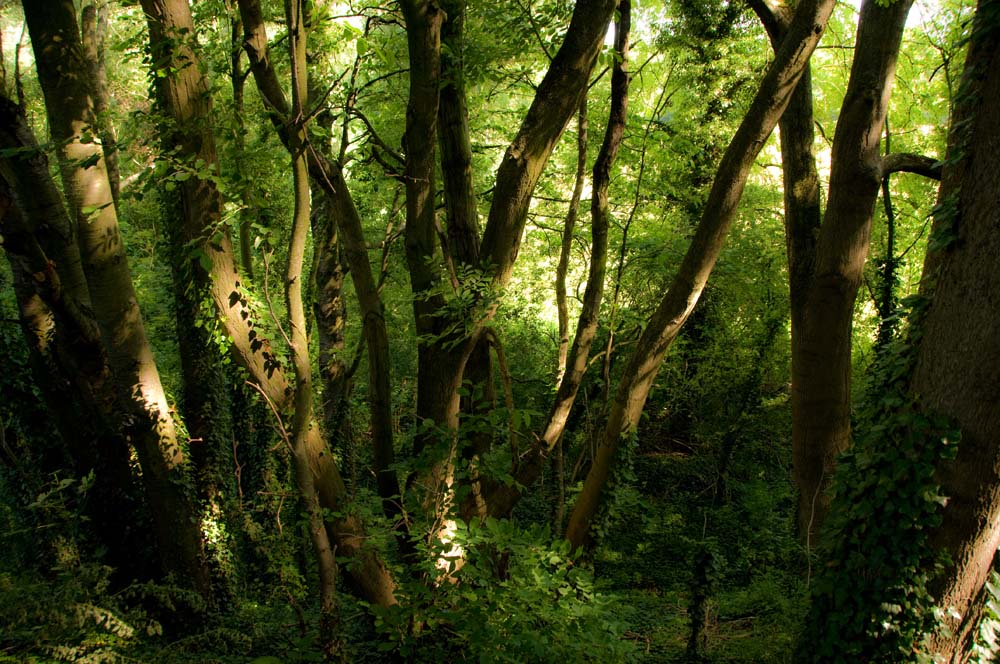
xmin=0 ymin=0 xmax=998 ymax=660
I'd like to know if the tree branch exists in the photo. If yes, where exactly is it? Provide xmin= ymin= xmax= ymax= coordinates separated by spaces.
xmin=881 ymin=152 xmax=942 ymax=180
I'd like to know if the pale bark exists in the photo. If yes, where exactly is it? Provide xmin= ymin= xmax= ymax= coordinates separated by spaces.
xmin=81 ymin=1 xmax=119 ymax=209
xmin=284 ymin=0 xmax=339 ymax=636
xmin=24 ymin=0 xmax=210 ymax=595
xmin=0 ymin=174 xmax=144 ymax=580
xmin=564 ymin=0 xmax=837 ymax=549
xmin=141 ymin=0 xmax=396 ymax=607
xmin=237 ymin=0 xmax=400 ymax=518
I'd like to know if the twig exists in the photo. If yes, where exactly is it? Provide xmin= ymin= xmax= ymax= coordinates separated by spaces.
xmin=244 ymin=380 xmax=293 ymax=453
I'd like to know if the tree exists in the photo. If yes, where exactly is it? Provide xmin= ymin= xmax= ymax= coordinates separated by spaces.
xmin=21 ymin=0 xmax=211 ymax=597
xmin=564 ymin=0 xmax=836 ymax=548
xmin=139 ymin=0 xmax=397 ymax=608
xmin=399 ymin=0 xmax=619 ymax=536
xmin=916 ymin=0 xmax=1000 ymax=656
xmin=800 ymin=2 xmax=1000 ymax=658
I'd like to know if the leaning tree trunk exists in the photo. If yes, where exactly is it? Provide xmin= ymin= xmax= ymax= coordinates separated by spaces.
xmin=564 ymin=0 xmax=837 ymax=549
xmin=140 ymin=0 xmax=397 ymax=608
xmin=23 ymin=0 xmax=211 ymax=597
xmin=917 ymin=2 xmax=1000 ymax=658
xmin=401 ymin=0 xmax=618 ymax=524
xmin=476 ymin=1 xmax=631 ymax=520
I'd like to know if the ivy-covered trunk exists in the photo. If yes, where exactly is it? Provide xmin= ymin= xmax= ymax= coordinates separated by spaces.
xmin=918 ymin=1 xmax=1000 ymax=657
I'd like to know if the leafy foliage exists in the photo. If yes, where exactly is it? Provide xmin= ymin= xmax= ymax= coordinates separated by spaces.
xmin=374 ymin=518 xmax=638 ymax=662
xmin=799 ymin=297 xmax=958 ymax=662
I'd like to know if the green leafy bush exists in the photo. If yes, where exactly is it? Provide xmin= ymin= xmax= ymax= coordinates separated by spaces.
xmin=373 ymin=519 xmax=638 ymax=663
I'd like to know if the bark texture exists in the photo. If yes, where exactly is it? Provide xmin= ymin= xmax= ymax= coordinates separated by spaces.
xmin=917 ymin=1 xmax=1000 ymax=658
xmin=283 ymin=0 xmax=340 ymax=635
xmin=480 ymin=1 xmax=631 ymax=520
xmin=143 ymin=0 xmax=396 ymax=607
xmin=237 ymin=0 xmax=400 ymax=519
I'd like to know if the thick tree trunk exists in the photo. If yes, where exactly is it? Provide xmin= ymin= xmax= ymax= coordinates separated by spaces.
xmin=0 ymin=177 xmax=145 ymax=580
xmin=564 ymin=0 xmax=836 ymax=549
xmin=917 ymin=3 xmax=1000 ymax=658
xmin=24 ymin=0 xmax=211 ymax=597
xmin=791 ymin=0 xmax=913 ymax=541
xmin=141 ymin=0 xmax=396 ymax=607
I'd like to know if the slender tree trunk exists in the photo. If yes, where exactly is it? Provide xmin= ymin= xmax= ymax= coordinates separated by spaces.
xmin=557 ymin=97 xmax=589 ymax=384
xmin=24 ymin=0 xmax=211 ymax=597
xmin=81 ymin=0 xmax=119 ymax=209
xmin=226 ymin=3 xmax=255 ymax=280
xmin=746 ymin=0 xmax=824 ymax=544
xmin=438 ymin=0 xmax=480 ymax=268
xmin=284 ymin=0 xmax=340 ymax=645
xmin=237 ymin=0 xmax=400 ymax=520
xmin=476 ymin=2 xmax=631 ymax=520
xmin=564 ymin=0 xmax=837 ymax=549
xmin=311 ymin=180 xmax=351 ymax=449
xmin=873 ymin=116 xmax=898 ymax=353
xmin=791 ymin=0 xmax=913 ymax=541
xmin=918 ymin=3 xmax=1000 ymax=658
xmin=141 ymin=0 xmax=396 ymax=607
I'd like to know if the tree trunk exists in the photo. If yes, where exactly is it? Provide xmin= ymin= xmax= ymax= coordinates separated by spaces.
xmin=141 ymin=0 xmax=396 ymax=608
xmin=81 ymin=0 xmax=120 ymax=209
xmin=477 ymin=1 xmax=631 ymax=520
xmin=401 ymin=0 xmax=618 ymax=523
xmin=0 ymin=176 xmax=146 ymax=581
xmin=791 ymin=0 xmax=913 ymax=541
xmin=236 ymin=0 xmax=400 ymax=520
xmin=24 ymin=0 xmax=211 ymax=597
xmin=438 ymin=0 xmax=481 ymax=268
xmin=564 ymin=0 xmax=837 ymax=549
xmin=284 ymin=0 xmax=340 ymax=642
xmin=917 ymin=2 xmax=1000 ymax=658
xmin=556 ymin=97 xmax=589 ymax=384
